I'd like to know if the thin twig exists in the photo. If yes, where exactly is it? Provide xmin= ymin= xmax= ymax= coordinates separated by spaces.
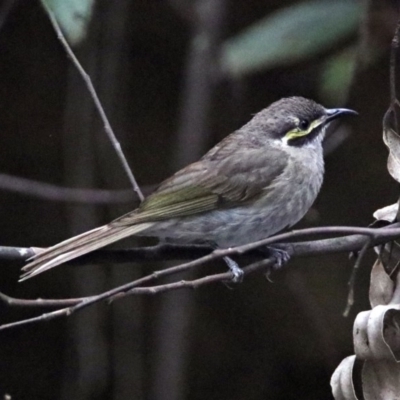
xmin=2 ymin=224 xmax=400 ymax=265
xmin=0 ymin=173 xmax=135 ymax=203
xmin=212 ymin=225 xmax=395 ymax=258
xmin=0 ymin=291 xmax=82 ymax=307
xmin=2 ymin=225 xmax=400 ymax=331
xmin=41 ymin=3 xmax=144 ymax=201
xmin=0 ymin=259 xmax=274 ymax=331
xmin=0 ymin=308 xmax=72 ymax=330
xmin=0 ymin=260 xmax=273 ymax=312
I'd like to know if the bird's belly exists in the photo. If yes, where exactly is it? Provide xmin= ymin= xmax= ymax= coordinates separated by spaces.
xmin=143 ymin=170 xmax=322 ymax=247
xmin=154 ymin=208 xmax=280 ymax=246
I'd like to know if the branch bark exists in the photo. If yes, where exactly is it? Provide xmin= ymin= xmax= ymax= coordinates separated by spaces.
xmin=1 ymin=224 xmax=400 ymax=331
xmin=2 ymin=224 xmax=400 ymax=265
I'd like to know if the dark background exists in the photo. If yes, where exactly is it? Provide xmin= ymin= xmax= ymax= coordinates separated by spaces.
xmin=0 ymin=0 xmax=398 ymax=399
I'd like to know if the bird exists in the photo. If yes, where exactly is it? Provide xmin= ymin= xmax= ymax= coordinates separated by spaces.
xmin=20 ymin=97 xmax=357 ymax=282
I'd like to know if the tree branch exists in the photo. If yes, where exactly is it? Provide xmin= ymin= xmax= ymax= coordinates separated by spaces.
xmin=2 ymin=224 xmax=400 ymax=265
xmin=0 ymin=173 xmax=136 ymax=204
xmin=41 ymin=2 xmax=144 ymax=201
xmin=1 ymin=224 xmax=400 ymax=331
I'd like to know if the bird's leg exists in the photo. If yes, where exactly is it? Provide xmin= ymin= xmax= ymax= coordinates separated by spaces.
xmin=258 ymin=246 xmax=291 ymax=281
xmin=161 ymin=238 xmax=243 ymax=283
xmin=207 ymin=242 xmax=244 ymax=283
xmin=222 ymin=255 xmax=244 ymax=283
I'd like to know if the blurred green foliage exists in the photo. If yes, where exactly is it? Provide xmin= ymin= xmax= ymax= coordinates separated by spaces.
xmin=319 ymin=46 xmax=357 ymax=105
xmin=222 ymin=0 xmax=362 ymax=76
xmin=221 ymin=0 xmax=363 ymax=103
xmin=41 ymin=0 xmax=94 ymax=45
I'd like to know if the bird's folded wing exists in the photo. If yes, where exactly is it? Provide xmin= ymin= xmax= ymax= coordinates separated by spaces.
xmin=112 ymin=146 xmax=288 ymax=226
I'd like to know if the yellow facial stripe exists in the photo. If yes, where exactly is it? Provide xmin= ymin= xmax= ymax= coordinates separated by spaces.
xmin=284 ymin=118 xmax=322 ymax=141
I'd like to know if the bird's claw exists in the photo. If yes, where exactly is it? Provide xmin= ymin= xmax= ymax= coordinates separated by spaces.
xmin=271 ymin=247 xmax=291 ymax=267
xmin=261 ymin=246 xmax=291 ymax=281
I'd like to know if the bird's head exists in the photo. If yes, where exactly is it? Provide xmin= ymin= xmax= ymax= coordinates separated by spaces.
xmin=248 ymin=96 xmax=357 ymax=148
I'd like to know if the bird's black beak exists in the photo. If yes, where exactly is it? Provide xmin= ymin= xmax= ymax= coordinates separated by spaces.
xmin=325 ymin=108 xmax=358 ymax=124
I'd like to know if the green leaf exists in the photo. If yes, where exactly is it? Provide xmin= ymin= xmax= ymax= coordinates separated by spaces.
xmin=41 ymin=0 xmax=94 ymax=45
xmin=221 ymin=0 xmax=363 ymax=77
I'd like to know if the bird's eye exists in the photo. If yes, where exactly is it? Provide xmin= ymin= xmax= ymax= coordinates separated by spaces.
xmin=299 ymin=119 xmax=309 ymax=130
xmin=299 ymin=119 xmax=310 ymax=131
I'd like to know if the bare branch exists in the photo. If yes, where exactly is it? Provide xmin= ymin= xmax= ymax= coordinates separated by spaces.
xmin=0 ymin=173 xmax=135 ymax=204
xmin=0 ymin=258 xmax=273 ymax=331
xmin=41 ymin=3 xmax=144 ymax=201
xmin=0 ymin=291 xmax=81 ymax=307
xmin=2 ymin=224 xmax=400 ymax=265
xmin=0 ymin=308 xmax=73 ymax=331
xmin=1 ymin=224 xmax=400 ymax=331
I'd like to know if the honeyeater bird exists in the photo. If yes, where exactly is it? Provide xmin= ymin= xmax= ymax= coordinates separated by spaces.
xmin=20 ymin=97 xmax=357 ymax=281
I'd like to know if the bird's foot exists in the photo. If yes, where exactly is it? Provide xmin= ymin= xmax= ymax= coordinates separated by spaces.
xmin=259 ymin=246 xmax=291 ymax=282
xmin=205 ymin=241 xmax=244 ymax=285
xmin=223 ymin=256 xmax=244 ymax=284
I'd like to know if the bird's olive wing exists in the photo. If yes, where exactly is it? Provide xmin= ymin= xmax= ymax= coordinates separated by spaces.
xmin=111 ymin=163 xmax=220 ymax=225
xmin=112 ymin=143 xmax=288 ymax=226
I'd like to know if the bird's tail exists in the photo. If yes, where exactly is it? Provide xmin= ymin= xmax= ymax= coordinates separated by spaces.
xmin=19 ymin=222 xmax=154 ymax=281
